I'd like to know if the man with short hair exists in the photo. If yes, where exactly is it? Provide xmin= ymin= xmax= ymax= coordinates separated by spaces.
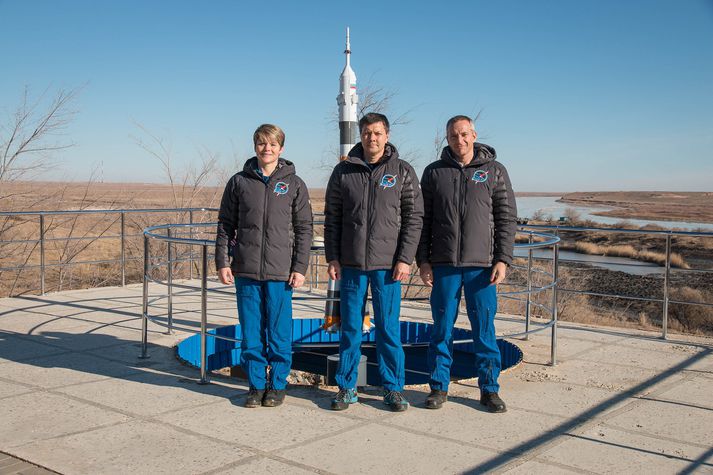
xmin=417 ymin=115 xmax=517 ymax=412
xmin=325 ymin=112 xmax=423 ymax=412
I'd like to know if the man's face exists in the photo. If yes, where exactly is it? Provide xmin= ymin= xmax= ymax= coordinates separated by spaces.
xmin=446 ymin=120 xmax=477 ymax=162
xmin=254 ymin=137 xmax=284 ymax=167
xmin=360 ymin=121 xmax=389 ymax=162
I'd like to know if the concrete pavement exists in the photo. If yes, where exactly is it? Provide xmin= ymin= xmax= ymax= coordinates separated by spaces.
xmin=1 ymin=283 xmax=712 ymax=474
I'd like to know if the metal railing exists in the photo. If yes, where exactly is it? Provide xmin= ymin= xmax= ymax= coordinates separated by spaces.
xmin=140 ymin=223 xmax=561 ymax=383
xmin=0 ymin=208 xmax=218 ymax=296
xmin=521 ymin=224 xmax=713 ymax=340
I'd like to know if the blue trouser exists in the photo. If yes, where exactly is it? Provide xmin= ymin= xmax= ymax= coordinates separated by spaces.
xmin=336 ymin=267 xmax=405 ymax=391
xmin=235 ymin=278 xmax=293 ymax=390
xmin=428 ymin=266 xmax=501 ymax=393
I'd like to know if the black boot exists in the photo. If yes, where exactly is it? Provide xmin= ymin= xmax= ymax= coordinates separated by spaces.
xmin=245 ymin=388 xmax=265 ymax=408
xmin=425 ymin=390 xmax=448 ymax=409
xmin=480 ymin=392 xmax=507 ymax=413
xmin=262 ymin=389 xmax=286 ymax=407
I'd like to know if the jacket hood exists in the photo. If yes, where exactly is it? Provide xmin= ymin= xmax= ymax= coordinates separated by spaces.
xmin=345 ymin=142 xmax=399 ymax=167
xmin=441 ymin=142 xmax=496 ymax=167
xmin=243 ymin=157 xmax=296 ymax=180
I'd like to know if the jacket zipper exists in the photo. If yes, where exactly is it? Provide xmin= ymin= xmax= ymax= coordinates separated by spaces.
xmin=260 ymin=178 xmax=269 ymax=280
xmin=457 ymin=169 xmax=466 ymax=266
xmin=365 ymin=168 xmax=374 ymax=269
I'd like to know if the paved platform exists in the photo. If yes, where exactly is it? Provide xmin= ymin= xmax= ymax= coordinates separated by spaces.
xmin=1 ymin=282 xmax=712 ymax=474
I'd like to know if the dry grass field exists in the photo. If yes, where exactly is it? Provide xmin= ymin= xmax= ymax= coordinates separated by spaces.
xmin=1 ymin=182 xmax=712 ymax=336
xmin=560 ymin=191 xmax=713 ymax=223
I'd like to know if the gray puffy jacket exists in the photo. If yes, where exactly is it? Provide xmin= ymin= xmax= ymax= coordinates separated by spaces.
xmin=324 ymin=143 xmax=423 ymax=270
xmin=417 ymin=143 xmax=517 ymax=268
xmin=215 ymin=157 xmax=313 ymax=281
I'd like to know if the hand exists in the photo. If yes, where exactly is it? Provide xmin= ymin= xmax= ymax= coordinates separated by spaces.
xmin=419 ymin=262 xmax=433 ymax=287
xmin=218 ymin=267 xmax=234 ymax=285
xmin=392 ymin=261 xmax=411 ymax=282
xmin=289 ymin=272 xmax=305 ymax=288
xmin=327 ymin=260 xmax=341 ymax=280
xmin=490 ymin=261 xmax=508 ymax=285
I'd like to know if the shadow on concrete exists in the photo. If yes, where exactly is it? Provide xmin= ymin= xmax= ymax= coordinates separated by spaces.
xmin=461 ymin=347 xmax=713 ymax=474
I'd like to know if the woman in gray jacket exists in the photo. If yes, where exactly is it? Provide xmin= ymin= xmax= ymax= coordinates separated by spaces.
xmin=216 ymin=124 xmax=313 ymax=408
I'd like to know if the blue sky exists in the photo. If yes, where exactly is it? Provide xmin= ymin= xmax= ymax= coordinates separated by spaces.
xmin=1 ymin=0 xmax=712 ymax=191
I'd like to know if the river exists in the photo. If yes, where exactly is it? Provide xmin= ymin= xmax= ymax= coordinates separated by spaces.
xmin=517 ymin=196 xmax=713 ymax=231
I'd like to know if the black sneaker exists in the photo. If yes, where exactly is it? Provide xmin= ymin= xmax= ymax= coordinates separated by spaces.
xmin=262 ymin=389 xmax=286 ymax=407
xmin=480 ymin=391 xmax=507 ymax=413
xmin=331 ymin=388 xmax=358 ymax=411
xmin=245 ymin=388 xmax=265 ymax=408
xmin=425 ymin=389 xmax=448 ymax=409
xmin=383 ymin=390 xmax=409 ymax=412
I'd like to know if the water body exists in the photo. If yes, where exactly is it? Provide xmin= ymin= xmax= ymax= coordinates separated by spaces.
xmin=517 ymin=196 xmax=713 ymax=231
xmin=513 ymin=248 xmax=663 ymax=276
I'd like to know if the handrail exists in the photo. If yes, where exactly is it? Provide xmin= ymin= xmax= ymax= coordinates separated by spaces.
xmin=0 ymin=207 xmax=218 ymax=295
xmin=140 ymin=224 xmax=562 ymax=383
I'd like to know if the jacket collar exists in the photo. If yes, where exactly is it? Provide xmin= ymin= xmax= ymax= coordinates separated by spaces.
xmin=243 ymin=157 xmax=295 ymax=181
xmin=344 ymin=142 xmax=399 ymax=169
xmin=441 ymin=142 xmax=496 ymax=168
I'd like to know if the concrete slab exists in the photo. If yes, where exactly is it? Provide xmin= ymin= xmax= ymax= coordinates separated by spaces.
xmin=11 ymin=420 xmax=251 ymax=475
xmin=54 ymin=369 xmax=239 ymax=417
xmin=605 ymin=397 xmax=713 ymax=446
xmin=655 ymin=376 xmax=713 ymax=409
xmin=467 ymin=376 xmax=629 ymax=419
xmin=276 ymin=422 xmax=496 ymax=474
xmin=385 ymin=402 xmax=567 ymax=454
xmin=503 ymin=459 xmax=583 ymax=474
xmin=210 ymin=457 xmax=321 ymax=474
xmin=0 ymin=392 xmax=130 ymax=449
xmin=0 ymin=379 xmax=33 ymax=400
xmin=574 ymin=342 xmax=700 ymax=372
xmin=0 ymin=333 xmax=68 ymax=364
xmin=0 ymin=351 xmax=142 ymax=389
xmin=539 ymin=424 xmax=713 ymax=474
xmin=514 ymin=358 xmax=678 ymax=393
xmin=154 ymin=397 xmax=361 ymax=452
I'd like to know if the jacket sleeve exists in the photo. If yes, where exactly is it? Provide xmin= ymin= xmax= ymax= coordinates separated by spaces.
xmin=492 ymin=163 xmax=517 ymax=265
xmin=396 ymin=163 xmax=424 ymax=265
xmin=291 ymin=177 xmax=314 ymax=275
xmin=416 ymin=167 xmax=432 ymax=267
xmin=323 ymin=165 xmax=342 ymax=263
xmin=215 ymin=176 xmax=238 ymax=270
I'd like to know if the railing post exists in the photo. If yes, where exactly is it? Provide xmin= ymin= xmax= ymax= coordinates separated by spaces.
xmin=189 ymin=210 xmax=194 ymax=280
xmin=525 ymin=232 xmax=533 ymax=340
xmin=662 ymin=233 xmax=672 ymax=340
xmin=198 ymin=243 xmax=210 ymax=384
xmin=120 ymin=212 xmax=126 ymax=287
xmin=39 ymin=214 xmax=46 ymax=295
xmin=550 ymin=243 xmax=559 ymax=366
xmin=166 ymin=226 xmax=173 ymax=334
xmin=140 ymin=234 xmax=150 ymax=359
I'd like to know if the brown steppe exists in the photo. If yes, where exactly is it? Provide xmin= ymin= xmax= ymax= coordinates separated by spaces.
xmin=1 ymin=182 xmax=712 ymax=335
xmin=560 ymin=191 xmax=713 ymax=223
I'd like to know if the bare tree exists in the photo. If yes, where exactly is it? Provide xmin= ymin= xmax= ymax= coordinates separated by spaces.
xmin=0 ymin=86 xmax=80 ymax=189
xmin=131 ymin=122 xmax=223 ymax=212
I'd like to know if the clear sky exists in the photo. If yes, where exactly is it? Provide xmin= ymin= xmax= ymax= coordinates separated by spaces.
xmin=1 ymin=0 xmax=712 ymax=191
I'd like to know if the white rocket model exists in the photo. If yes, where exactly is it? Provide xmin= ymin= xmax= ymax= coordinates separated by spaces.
xmin=324 ymin=28 xmax=371 ymax=333
xmin=337 ymin=27 xmax=359 ymax=159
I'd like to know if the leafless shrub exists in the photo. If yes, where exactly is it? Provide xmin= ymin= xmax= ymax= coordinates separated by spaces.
xmin=0 ymin=86 xmax=81 ymax=186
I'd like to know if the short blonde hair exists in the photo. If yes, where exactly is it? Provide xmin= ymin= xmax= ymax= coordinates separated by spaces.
xmin=253 ymin=124 xmax=285 ymax=147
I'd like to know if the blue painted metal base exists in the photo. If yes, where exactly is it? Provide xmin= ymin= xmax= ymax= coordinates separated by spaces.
xmin=176 ymin=318 xmax=523 ymax=386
